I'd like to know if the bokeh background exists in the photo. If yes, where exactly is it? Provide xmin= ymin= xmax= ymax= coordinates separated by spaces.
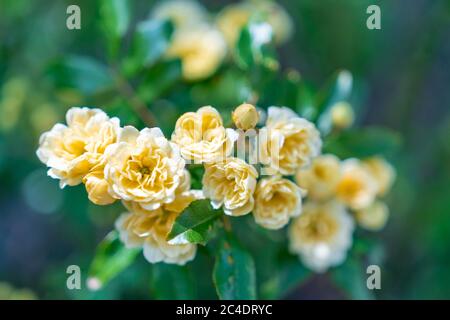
xmin=1 ymin=0 xmax=449 ymax=299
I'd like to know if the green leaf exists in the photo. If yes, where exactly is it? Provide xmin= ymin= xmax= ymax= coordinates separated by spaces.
xmin=100 ymin=0 xmax=130 ymax=38
xmin=46 ymin=55 xmax=113 ymax=95
xmin=213 ymin=234 xmax=257 ymax=300
xmin=323 ymin=127 xmax=402 ymax=159
xmin=261 ymin=255 xmax=311 ymax=299
xmin=124 ymin=19 xmax=174 ymax=75
xmin=150 ymin=264 xmax=196 ymax=299
xmin=100 ymin=0 xmax=131 ymax=57
xmin=235 ymin=21 xmax=279 ymax=71
xmin=87 ymin=231 xmax=140 ymax=290
xmin=167 ymin=199 xmax=223 ymax=245
xmin=315 ymin=70 xmax=353 ymax=133
xmin=330 ymin=256 xmax=374 ymax=300
xmin=138 ymin=59 xmax=181 ymax=103
xmin=188 ymin=165 xmax=205 ymax=190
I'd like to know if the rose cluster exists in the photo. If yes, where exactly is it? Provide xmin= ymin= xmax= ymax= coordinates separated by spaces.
xmin=37 ymin=103 xmax=394 ymax=272
xmin=292 ymin=155 xmax=395 ymax=272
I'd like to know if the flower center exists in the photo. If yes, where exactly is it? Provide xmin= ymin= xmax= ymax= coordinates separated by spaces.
xmin=297 ymin=212 xmax=338 ymax=243
xmin=338 ymin=178 xmax=362 ymax=199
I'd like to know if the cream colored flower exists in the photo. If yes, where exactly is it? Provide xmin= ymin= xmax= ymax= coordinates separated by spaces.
xmin=216 ymin=0 xmax=293 ymax=47
xmin=289 ymin=201 xmax=354 ymax=272
xmin=151 ymin=0 xmax=208 ymax=29
xmin=330 ymin=102 xmax=354 ymax=129
xmin=259 ymin=107 xmax=321 ymax=175
xmin=171 ymin=106 xmax=237 ymax=163
xmin=115 ymin=210 xmax=196 ymax=265
xmin=83 ymin=164 xmax=116 ymax=205
xmin=104 ymin=126 xmax=185 ymax=210
xmin=36 ymin=107 xmax=120 ymax=188
xmin=167 ymin=25 xmax=226 ymax=81
xmin=256 ymin=0 xmax=293 ymax=44
xmin=335 ymin=159 xmax=378 ymax=210
xmin=216 ymin=3 xmax=251 ymax=48
xmin=122 ymin=170 xmax=204 ymax=215
xmin=363 ymin=157 xmax=396 ymax=196
xmin=296 ymin=154 xmax=341 ymax=201
xmin=355 ymin=200 xmax=389 ymax=231
xmin=253 ymin=176 xmax=302 ymax=230
xmin=203 ymin=157 xmax=258 ymax=216
xmin=116 ymin=170 xmax=202 ymax=265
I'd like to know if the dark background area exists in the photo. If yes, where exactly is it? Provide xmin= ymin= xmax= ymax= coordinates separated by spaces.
xmin=0 ymin=0 xmax=449 ymax=299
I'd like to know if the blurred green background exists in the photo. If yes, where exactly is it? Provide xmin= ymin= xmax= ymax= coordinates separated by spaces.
xmin=0 ymin=0 xmax=449 ymax=299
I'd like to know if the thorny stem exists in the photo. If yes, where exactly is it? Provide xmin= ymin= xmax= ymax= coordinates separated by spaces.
xmin=111 ymin=67 xmax=158 ymax=128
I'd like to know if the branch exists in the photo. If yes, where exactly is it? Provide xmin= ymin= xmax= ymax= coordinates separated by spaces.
xmin=111 ymin=68 xmax=158 ymax=128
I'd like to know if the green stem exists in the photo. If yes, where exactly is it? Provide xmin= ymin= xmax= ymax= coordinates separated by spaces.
xmin=110 ymin=66 xmax=158 ymax=128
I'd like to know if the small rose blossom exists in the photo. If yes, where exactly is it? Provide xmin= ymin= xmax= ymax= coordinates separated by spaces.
xmin=216 ymin=1 xmax=293 ymax=48
xmin=116 ymin=210 xmax=196 ymax=265
xmin=363 ymin=156 xmax=396 ymax=196
xmin=259 ymin=107 xmax=322 ymax=175
xmin=296 ymin=154 xmax=341 ymax=201
xmin=167 ymin=25 xmax=226 ymax=81
xmin=203 ymin=157 xmax=258 ymax=216
xmin=355 ymin=200 xmax=389 ymax=231
xmin=335 ymin=159 xmax=378 ymax=210
xmin=36 ymin=107 xmax=120 ymax=189
xmin=104 ymin=126 xmax=185 ymax=210
xmin=289 ymin=201 xmax=354 ymax=272
xmin=171 ymin=106 xmax=237 ymax=164
xmin=253 ymin=176 xmax=303 ymax=230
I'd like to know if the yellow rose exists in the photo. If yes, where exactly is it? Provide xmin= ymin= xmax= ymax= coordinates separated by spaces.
xmin=355 ymin=200 xmax=389 ymax=231
xmin=259 ymin=107 xmax=321 ymax=175
xmin=116 ymin=170 xmax=202 ymax=265
xmin=203 ymin=157 xmax=258 ymax=216
xmin=256 ymin=0 xmax=293 ymax=45
xmin=288 ymin=201 xmax=354 ymax=272
xmin=36 ymin=107 xmax=120 ymax=188
xmin=151 ymin=0 xmax=208 ymax=29
xmin=216 ymin=3 xmax=251 ymax=48
xmin=336 ymin=159 xmax=378 ymax=210
xmin=363 ymin=157 xmax=396 ymax=196
xmin=171 ymin=106 xmax=237 ymax=164
xmin=167 ymin=25 xmax=226 ymax=81
xmin=216 ymin=1 xmax=293 ymax=48
xmin=253 ymin=176 xmax=302 ymax=230
xmin=122 ymin=170 xmax=204 ymax=215
xmin=83 ymin=165 xmax=116 ymax=205
xmin=104 ymin=126 xmax=185 ymax=210
xmin=116 ymin=210 xmax=196 ymax=265
xmin=296 ymin=154 xmax=341 ymax=201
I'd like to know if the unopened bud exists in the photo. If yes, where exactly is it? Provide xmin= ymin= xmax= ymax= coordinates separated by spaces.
xmin=232 ymin=103 xmax=259 ymax=131
xmin=355 ymin=201 xmax=389 ymax=231
xmin=330 ymin=102 xmax=354 ymax=129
